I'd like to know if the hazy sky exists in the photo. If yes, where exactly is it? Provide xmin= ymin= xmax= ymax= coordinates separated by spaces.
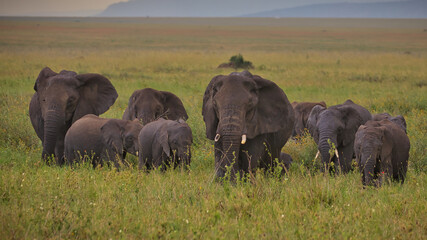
xmin=0 ymin=0 xmax=403 ymax=17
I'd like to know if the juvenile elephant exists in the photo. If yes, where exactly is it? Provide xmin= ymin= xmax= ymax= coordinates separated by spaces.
xmin=138 ymin=118 xmax=193 ymax=170
xmin=372 ymin=112 xmax=407 ymax=133
xmin=64 ymin=114 xmax=143 ymax=168
xmin=29 ymin=67 xmax=118 ymax=164
xmin=291 ymin=101 xmax=327 ymax=137
xmin=202 ymin=70 xmax=294 ymax=180
xmin=307 ymin=99 xmax=371 ymax=173
xmin=354 ymin=119 xmax=410 ymax=187
xmin=122 ymin=88 xmax=188 ymax=125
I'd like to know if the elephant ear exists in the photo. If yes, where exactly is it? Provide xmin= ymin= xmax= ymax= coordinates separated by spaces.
xmin=307 ymin=105 xmax=326 ymax=143
xmin=246 ymin=75 xmax=293 ymax=138
xmin=155 ymin=125 xmax=171 ymax=157
xmin=33 ymin=67 xmax=57 ymax=92
xmin=101 ymin=119 xmax=124 ymax=156
xmin=29 ymin=93 xmax=44 ymax=141
xmin=202 ymin=75 xmax=223 ymax=140
xmin=122 ymin=91 xmax=138 ymax=120
xmin=161 ymin=91 xmax=188 ymax=121
xmin=72 ymin=73 xmax=118 ymax=123
xmin=379 ymin=126 xmax=393 ymax=161
xmin=319 ymin=101 xmax=327 ymax=108
xmin=390 ymin=115 xmax=407 ymax=133
xmin=340 ymin=105 xmax=365 ymax=146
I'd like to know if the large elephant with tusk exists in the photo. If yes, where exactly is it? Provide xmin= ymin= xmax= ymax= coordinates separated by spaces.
xmin=307 ymin=99 xmax=371 ymax=173
xmin=202 ymin=70 xmax=294 ymax=180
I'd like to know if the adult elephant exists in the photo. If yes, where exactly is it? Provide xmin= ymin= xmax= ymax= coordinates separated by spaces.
xmin=202 ymin=70 xmax=294 ymax=180
xmin=29 ymin=67 xmax=118 ymax=164
xmin=65 ymin=114 xmax=143 ymax=168
xmin=291 ymin=101 xmax=327 ymax=137
xmin=307 ymin=99 xmax=371 ymax=173
xmin=122 ymin=88 xmax=188 ymax=125
xmin=372 ymin=112 xmax=407 ymax=133
xmin=354 ymin=119 xmax=410 ymax=187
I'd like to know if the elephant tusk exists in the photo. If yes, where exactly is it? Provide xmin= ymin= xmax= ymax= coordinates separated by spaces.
xmin=314 ymin=150 xmax=320 ymax=161
xmin=136 ymin=151 xmax=139 ymax=156
xmin=241 ymin=134 xmax=247 ymax=144
xmin=214 ymin=134 xmax=220 ymax=142
xmin=335 ymin=149 xmax=340 ymax=160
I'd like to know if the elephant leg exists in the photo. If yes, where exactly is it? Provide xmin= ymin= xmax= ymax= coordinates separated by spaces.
xmin=338 ymin=143 xmax=354 ymax=173
xmin=55 ymin=137 xmax=66 ymax=166
xmin=398 ymin=160 xmax=408 ymax=184
xmin=139 ymin=152 xmax=150 ymax=171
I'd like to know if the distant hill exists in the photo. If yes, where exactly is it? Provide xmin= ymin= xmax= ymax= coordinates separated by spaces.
xmin=99 ymin=0 xmax=427 ymax=18
xmin=98 ymin=0 xmax=276 ymax=17
xmin=244 ymin=0 xmax=427 ymax=19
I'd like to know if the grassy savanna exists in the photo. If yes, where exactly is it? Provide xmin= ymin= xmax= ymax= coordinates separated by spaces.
xmin=0 ymin=17 xmax=426 ymax=239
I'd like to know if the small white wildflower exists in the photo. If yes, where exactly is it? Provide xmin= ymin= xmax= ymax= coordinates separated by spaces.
xmin=281 ymin=214 xmax=285 ymax=218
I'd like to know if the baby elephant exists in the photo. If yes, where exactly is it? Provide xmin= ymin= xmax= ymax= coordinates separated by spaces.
xmin=138 ymin=118 xmax=193 ymax=171
xmin=65 ymin=114 xmax=143 ymax=168
xmin=354 ymin=119 xmax=410 ymax=187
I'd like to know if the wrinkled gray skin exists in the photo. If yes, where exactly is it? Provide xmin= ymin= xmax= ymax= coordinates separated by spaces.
xmin=291 ymin=101 xmax=327 ymax=137
xmin=202 ymin=70 xmax=294 ymax=180
xmin=29 ymin=67 xmax=118 ymax=164
xmin=65 ymin=114 xmax=143 ymax=168
xmin=280 ymin=152 xmax=293 ymax=172
xmin=372 ymin=113 xmax=407 ymax=133
xmin=354 ymin=119 xmax=410 ymax=187
xmin=307 ymin=99 xmax=371 ymax=173
xmin=123 ymin=88 xmax=188 ymax=125
xmin=138 ymin=118 xmax=193 ymax=170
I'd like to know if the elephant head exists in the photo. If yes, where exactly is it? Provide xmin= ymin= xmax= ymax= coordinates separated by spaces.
xmin=156 ymin=120 xmax=193 ymax=169
xmin=29 ymin=67 xmax=118 ymax=163
xmin=202 ymin=70 xmax=293 ymax=177
xmin=122 ymin=88 xmax=188 ymax=125
xmin=101 ymin=119 xmax=143 ymax=158
xmin=307 ymin=100 xmax=370 ymax=172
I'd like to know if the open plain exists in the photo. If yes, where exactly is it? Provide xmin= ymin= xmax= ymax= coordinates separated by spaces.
xmin=0 ymin=17 xmax=426 ymax=239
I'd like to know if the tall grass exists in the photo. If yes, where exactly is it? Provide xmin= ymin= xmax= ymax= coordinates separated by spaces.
xmin=0 ymin=18 xmax=426 ymax=239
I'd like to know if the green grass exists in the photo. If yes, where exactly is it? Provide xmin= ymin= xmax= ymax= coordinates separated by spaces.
xmin=0 ymin=17 xmax=426 ymax=239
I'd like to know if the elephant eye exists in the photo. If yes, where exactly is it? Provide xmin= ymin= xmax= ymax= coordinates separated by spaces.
xmin=68 ymin=96 xmax=76 ymax=104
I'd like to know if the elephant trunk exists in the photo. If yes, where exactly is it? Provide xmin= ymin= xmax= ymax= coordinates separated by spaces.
xmin=139 ymin=112 xmax=155 ymax=125
xmin=318 ymin=129 xmax=337 ymax=171
xmin=218 ymin=135 xmax=241 ymax=179
xmin=42 ymin=110 xmax=64 ymax=162
xmin=215 ymin=106 xmax=246 ymax=180
xmin=362 ymin=152 xmax=376 ymax=186
xmin=178 ymin=147 xmax=191 ymax=170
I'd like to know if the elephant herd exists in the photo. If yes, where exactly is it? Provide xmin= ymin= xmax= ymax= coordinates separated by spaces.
xmin=29 ymin=67 xmax=410 ymax=187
